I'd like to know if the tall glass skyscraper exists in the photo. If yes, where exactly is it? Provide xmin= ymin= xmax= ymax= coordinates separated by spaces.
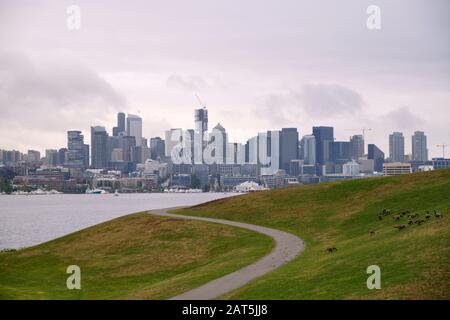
xmin=368 ymin=144 xmax=385 ymax=172
xmin=67 ymin=131 xmax=86 ymax=169
xmin=389 ymin=132 xmax=405 ymax=162
xmin=412 ymin=131 xmax=428 ymax=162
xmin=279 ymin=128 xmax=299 ymax=173
xmin=194 ymin=107 xmax=208 ymax=134
xmin=333 ymin=141 xmax=352 ymax=164
xmin=150 ymin=137 xmax=165 ymax=160
xmin=113 ymin=112 xmax=126 ymax=137
xmin=350 ymin=134 xmax=364 ymax=160
xmin=312 ymin=126 xmax=334 ymax=165
xmin=91 ymin=126 xmax=109 ymax=169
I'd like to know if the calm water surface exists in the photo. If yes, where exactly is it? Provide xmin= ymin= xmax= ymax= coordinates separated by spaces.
xmin=0 ymin=193 xmax=237 ymax=249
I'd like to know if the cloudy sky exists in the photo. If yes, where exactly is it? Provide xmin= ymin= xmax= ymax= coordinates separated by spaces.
xmin=0 ymin=0 xmax=449 ymax=157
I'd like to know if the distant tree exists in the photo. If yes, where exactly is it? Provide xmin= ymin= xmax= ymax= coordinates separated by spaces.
xmin=0 ymin=177 xmax=13 ymax=194
xmin=202 ymin=183 xmax=210 ymax=192
xmin=191 ymin=174 xmax=201 ymax=189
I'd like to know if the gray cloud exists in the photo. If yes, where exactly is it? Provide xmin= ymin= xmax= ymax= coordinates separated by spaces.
xmin=254 ymin=93 xmax=297 ymax=127
xmin=1 ymin=52 xmax=124 ymax=106
xmin=0 ymin=51 xmax=126 ymax=149
xmin=254 ymin=83 xmax=365 ymax=127
xmin=385 ymin=106 xmax=425 ymax=130
xmin=297 ymin=84 xmax=365 ymax=117
xmin=0 ymin=52 xmax=125 ymax=129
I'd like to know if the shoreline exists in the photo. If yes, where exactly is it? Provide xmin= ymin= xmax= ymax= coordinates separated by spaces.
xmin=0 ymin=193 xmax=239 ymax=250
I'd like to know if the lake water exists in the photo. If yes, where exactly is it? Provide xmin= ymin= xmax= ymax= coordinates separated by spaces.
xmin=0 ymin=193 xmax=238 ymax=250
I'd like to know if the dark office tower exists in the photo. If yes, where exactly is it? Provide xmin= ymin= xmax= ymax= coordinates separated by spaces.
xmin=333 ymin=141 xmax=352 ymax=164
xmin=412 ymin=131 xmax=428 ymax=162
xmin=112 ymin=112 xmax=126 ymax=137
xmin=312 ymin=126 xmax=334 ymax=165
xmin=368 ymin=144 xmax=385 ymax=172
xmin=67 ymin=131 xmax=85 ymax=169
xmin=91 ymin=126 xmax=109 ymax=169
xmin=150 ymin=137 xmax=165 ymax=160
xmin=245 ymin=139 xmax=250 ymax=163
xmin=389 ymin=132 xmax=405 ymax=162
xmin=350 ymin=134 xmax=364 ymax=160
xmin=117 ymin=112 xmax=125 ymax=134
xmin=280 ymin=128 xmax=299 ymax=174
xmin=57 ymin=148 xmax=68 ymax=165
xmin=194 ymin=107 xmax=208 ymax=133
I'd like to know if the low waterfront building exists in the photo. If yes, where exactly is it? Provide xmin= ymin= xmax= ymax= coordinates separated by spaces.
xmin=13 ymin=167 xmax=74 ymax=191
xmin=343 ymin=160 xmax=360 ymax=176
xmin=382 ymin=162 xmax=412 ymax=176
xmin=431 ymin=158 xmax=450 ymax=170
xmin=171 ymin=174 xmax=192 ymax=188
xmin=261 ymin=169 xmax=288 ymax=189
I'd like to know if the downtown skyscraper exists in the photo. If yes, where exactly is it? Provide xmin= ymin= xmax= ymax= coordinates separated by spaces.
xmin=368 ymin=144 xmax=385 ymax=172
xmin=91 ymin=126 xmax=109 ymax=169
xmin=67 ymin=131 xmax=88 ymax=169
xmin=113 ymin=112 xmax=126 ymax=137
xmin=279 ymin=128 xmax=299 ymax=174
xmin=126 ymin=114 xmax=143 ymax=147
xmin=389 ymin=132 xmax=405 ymax=162
xmin=412 ymin=131 xmax=428 ymax=162
xmin=313 ymin=126 xmax=334 ymax=174
xmin=350 ymin=135 xmax=364 ymax=160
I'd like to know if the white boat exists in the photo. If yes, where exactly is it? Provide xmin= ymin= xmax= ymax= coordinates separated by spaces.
xmin=31 ymin=189 xmax=47 ymax=195
xmin=86 ymin=187 xmax=107 ymax=194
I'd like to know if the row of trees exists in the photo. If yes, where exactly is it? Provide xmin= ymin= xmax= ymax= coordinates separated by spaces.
xmin=0 ymin=167 xmax=14 ymax=193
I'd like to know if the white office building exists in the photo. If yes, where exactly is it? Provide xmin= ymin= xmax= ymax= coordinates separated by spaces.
xmin=126 ymin=114 xmax=143 ymax=147
xmin=302 ymin=135 xmax=316 ymax=165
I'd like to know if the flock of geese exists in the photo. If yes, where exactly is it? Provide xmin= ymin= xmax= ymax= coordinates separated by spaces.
xmin=326 ymin=207 xmax=444 ymax=253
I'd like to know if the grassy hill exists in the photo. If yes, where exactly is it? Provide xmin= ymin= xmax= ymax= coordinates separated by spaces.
xmin=0 ymin=213 xmax=272 ymax=299
xmin=177 ymin=169 xmax=450 ymax=299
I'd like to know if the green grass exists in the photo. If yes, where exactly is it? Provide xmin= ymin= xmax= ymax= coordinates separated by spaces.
xmin=0 ymin=212 xmax=273 ymax=299
xmin=176 ymin=169 xmax=450 ymax=299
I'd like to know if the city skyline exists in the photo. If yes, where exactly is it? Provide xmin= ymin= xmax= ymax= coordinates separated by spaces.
xmin=0 ymin=0 xmax=449 ymax=157
xmin=0 ymin=108 xmax=442 ymax=161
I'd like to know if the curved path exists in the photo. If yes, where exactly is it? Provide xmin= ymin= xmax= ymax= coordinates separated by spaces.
xmin=149 ymin=207 xmax=304 ymax=300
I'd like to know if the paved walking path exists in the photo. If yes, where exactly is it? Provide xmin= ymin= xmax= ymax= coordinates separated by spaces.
xmin=148 ymin=207 xmax=305 ymax=300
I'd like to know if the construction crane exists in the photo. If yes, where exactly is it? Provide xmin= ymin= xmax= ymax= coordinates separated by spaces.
xmin=195 ymin=94 xmax=206 ymax=109
xmin=436 ymin=144 xmax=449 ymax=158
xmin=346 ymin=128 xmax=373 ymax=141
